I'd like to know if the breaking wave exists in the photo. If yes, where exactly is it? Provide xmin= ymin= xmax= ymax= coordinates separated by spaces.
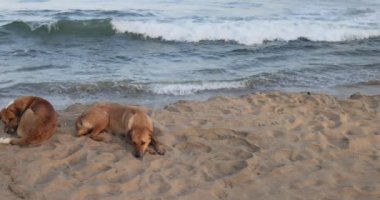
xmin=111 ymin=19 xmax=380 ymax=45
xmin=1 ymin=18 xmax=380 ymax=44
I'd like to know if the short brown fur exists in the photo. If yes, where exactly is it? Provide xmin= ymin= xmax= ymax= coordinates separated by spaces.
xmin=0 ymin=96 xmax=58 ymax=145
xmin=75 ymin=103 xmax=165 ymax=158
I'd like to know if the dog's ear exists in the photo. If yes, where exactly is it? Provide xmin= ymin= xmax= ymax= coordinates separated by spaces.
xmin=130 ymin=109 xmax=137 ymax=115
xmin=127 ymin=114 xmax=135 ymax=133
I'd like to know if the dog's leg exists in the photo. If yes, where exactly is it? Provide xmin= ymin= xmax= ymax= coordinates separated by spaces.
xmin=10 ymin=137 xmax=29 ymax=146
xmin=77 ymin=129 xmax=90 ymax=137
xmin=8 ymin=109 xmax=37 ymax=146
xmin=90 ymin=126 xmax=111 ymax=142
xmin=17 ymin=109 xmax=35 ymax=138
xmin=150 ymin=137 xmax=166 ymax=155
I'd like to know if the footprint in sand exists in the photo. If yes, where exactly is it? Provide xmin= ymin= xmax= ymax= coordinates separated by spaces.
xmin=50 ymin=142 xmax=84 ymax=160
xmin=212 ymin=149 xmax=253 ymax=161
xmin=202 ymin=160 xmax=248 ymax=181
xmin=109 ymin=169 xmax=144 ymax=184
xmin=231 ymin=149 xmax=254 ymax=160
xmin=132 ymin=174 xmax=172 ymax=196
xmin=326 ymin=136 xmax=350 ymax=150
xmin=175 ymin=141 xmax=212 ymax=155
xmin=224 ymin=137 xmax=261 ymax=153
xmin=214 ymin=189 xmax=228 ymax=199
xmin=271 ymin=130 xmax=299 ymax=142
xmin=169 ymin=179 xmax=199 ymax=197
xmin=162 ymin=163 xmax=195 ymax=180
xmin=314 ymin=110 xmax=343 ymax=129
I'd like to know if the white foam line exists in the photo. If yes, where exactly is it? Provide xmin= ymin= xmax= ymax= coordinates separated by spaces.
xmin=149 ymin=81 xmax=247 ymax=95
xmin=111 ymin=19 xmax=380 ymax=45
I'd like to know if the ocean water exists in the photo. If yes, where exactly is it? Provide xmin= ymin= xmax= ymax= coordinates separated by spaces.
xmin=0 ymin=0 xmax=379 ymax=108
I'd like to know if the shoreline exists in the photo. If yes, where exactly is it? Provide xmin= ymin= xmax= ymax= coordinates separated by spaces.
xmin=1 ymin=79 xmax=380 ymax=110
xmin=0 ymin=90 xmax=379 ymax=199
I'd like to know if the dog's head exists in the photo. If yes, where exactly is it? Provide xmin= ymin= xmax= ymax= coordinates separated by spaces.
xmin=0 ymin=107 xmax=19 ymax=134
xmin=75 ymin=116 xmax=91 ymax=136
xmin=130 ymin=128 xmax=152 ymax=159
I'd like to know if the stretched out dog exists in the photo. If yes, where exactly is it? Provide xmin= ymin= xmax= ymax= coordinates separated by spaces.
xmin=75 ymin=103 xmax=165 ymax=158
xmin=0 ymin=96 xmax=57 ymax=145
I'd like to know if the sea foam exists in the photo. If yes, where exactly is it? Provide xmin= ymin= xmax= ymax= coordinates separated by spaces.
xmin=112 ymin=19 xmax=380 ymax=45
xmin=148 ymin=81 xmax=249 ymax=95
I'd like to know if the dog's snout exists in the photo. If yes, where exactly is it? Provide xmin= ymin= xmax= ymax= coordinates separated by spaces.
xmin=134 ymin=152 xmax=143 ymax=159
xmin=5 ymin=127 xmax=15 ymax=134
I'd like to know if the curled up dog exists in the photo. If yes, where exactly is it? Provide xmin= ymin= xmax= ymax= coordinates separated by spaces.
xmin=0 ymin=96 xmax=58 ymax=145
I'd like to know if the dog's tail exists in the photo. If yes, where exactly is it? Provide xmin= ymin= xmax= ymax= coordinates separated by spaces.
xmin=0 ymin=137 xmax=12 ymax=144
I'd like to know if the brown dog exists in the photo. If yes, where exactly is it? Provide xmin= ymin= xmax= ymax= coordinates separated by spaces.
xmin=75 ymin=103 xmax=165 ymax=158
xmin=0 ymin=96 xmax=57 ymax=145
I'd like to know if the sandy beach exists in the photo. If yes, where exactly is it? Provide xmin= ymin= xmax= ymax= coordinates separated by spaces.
xmin=0 ymin=91 xmax=380 ymax=200
xmin=1 ymin=1 xmax=379 ymax=199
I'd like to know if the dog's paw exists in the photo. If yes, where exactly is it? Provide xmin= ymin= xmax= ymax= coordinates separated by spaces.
xmin=0 ymin=137 xmax=12 ymax=144
xmin=99 ymin=131 xmax=112 ymax=142
xmin=146 ymin=146 xmax=157 ymax=155
xmin=76 ymin=132 xmax=86 ymax=137
xmin=156 ymin=147 xmax=166 ymax=155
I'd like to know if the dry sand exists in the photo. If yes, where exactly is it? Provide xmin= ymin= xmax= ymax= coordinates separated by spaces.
xmin=0 ymin=91 xmax=380 ymax=200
